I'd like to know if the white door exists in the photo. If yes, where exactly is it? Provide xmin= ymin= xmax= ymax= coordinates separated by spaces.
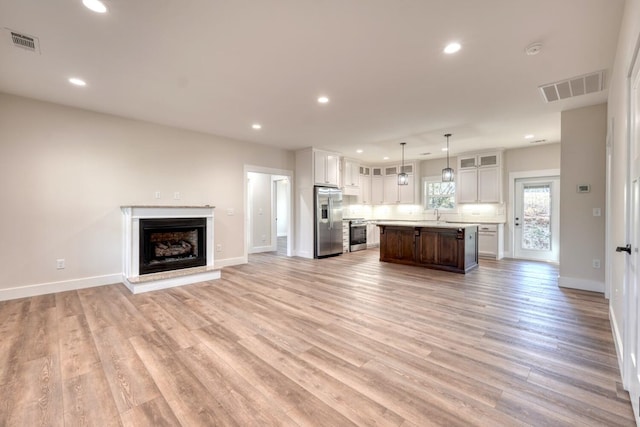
xmin=623 ymin=47 xmax=640 ymax=423
xmin=513 ymin=177 xmax=560 ymax=262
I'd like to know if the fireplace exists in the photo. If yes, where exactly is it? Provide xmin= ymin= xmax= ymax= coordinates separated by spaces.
xmin=139 ymin=218 xmax=206 ymax=275
xmin=121 ymin=205 xmax=218 ymax=294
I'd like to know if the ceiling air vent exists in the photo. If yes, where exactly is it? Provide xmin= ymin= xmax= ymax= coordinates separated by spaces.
xmin=539 ymin=70 xmax=605 ymax=103
xmin=4 ymin=28 xmax=40 ymax=53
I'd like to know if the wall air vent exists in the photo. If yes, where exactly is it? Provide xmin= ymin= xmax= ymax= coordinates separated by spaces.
xmin=539 ymin=70 xmax=604 ymax=103
xmin=4 ymin=28 xmax=40 ymax=53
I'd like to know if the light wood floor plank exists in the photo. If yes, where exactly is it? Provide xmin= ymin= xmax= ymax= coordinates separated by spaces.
xmin=0 ymin=250 xmax=634 ymax=425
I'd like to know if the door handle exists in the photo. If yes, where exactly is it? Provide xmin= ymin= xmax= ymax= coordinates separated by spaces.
xmin=616 ymin=244 xmax=632 ymax=254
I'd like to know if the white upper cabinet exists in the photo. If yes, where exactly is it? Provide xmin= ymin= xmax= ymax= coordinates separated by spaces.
xmin=456 ymin=151 xmax=502 ymax=203
xmin=369 ymin=162 xmax=419 ymax=205
xmin=371 ymin=167 xmax=384 ymax=204
xmin=342 ymin=158 xmax=360 ymax=195
xmin=357 ymin=166 xmax=372 ymax=204
xmin=314 ymin=150 xmax=340 ymax=186
xmin=344 ymin=159 xmax=360 ymax=187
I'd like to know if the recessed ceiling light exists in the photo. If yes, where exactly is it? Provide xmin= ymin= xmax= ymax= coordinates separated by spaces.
xmin=68 ymin=77 xmax=87 ymax=86
xmin=252 ymin=123 xmax=262 ymax=130
xmin=82 ymin=0 xmax=108 ymax=13
xmin=524 ymin=134 xmax=535 ymax=139
xmin=420 ymin=152 xmax=431 ymax=156
xmin=356 ymin=149 xmax=363 ymax=153
xmin=441 ymin=147 xmax=448 ymax=152
xmin=317 ymin=96 xmax=329 ymax=104
xmin=444 ymin=42 xmax=461 ymax=54
xmin=383 ymin=156 xmax=389 ymax=160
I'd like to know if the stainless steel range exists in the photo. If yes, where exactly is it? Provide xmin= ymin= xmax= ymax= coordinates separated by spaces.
xmin=346 ymin=218 xmax=367 ymax=252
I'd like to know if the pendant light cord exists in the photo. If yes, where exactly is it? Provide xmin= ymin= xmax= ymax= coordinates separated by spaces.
xmin=445 ymin=133 xmax=451 ymax=168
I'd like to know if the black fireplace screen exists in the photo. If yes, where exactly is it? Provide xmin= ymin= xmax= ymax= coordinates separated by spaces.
xmin=139 ymin=217 xmax=206 ymax=275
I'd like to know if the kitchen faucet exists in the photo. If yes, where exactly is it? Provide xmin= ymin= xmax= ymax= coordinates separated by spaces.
xmin=434 ymin=208 xmax=441 ymax=222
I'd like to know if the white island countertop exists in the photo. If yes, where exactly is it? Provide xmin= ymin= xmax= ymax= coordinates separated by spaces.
xmin=375 ymin=221 xmax=479 ymax=229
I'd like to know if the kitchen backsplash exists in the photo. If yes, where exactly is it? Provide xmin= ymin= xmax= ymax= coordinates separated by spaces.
xmin=343 ymin=196 xmax=506 ymax=223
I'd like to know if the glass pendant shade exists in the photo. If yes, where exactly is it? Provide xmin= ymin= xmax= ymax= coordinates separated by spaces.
xmin=442 ymin=167 xmax=454 ymax=182
xmin=442 ymin=133 xmax=454 ymax=182
xmin=398 ymin=172 xmax=409 ymax=185
xmin=398 ymin=142 xmax=409 ymax=185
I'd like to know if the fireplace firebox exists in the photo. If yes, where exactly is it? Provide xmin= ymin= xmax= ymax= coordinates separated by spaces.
xmin=139 ymin=217 xmax=206 ymax=275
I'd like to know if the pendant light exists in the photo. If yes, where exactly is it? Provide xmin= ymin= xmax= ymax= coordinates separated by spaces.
xmin=442 ymin=133 xmax=454 ymax=182
xmin=398 ymin=142 xmax=409 ymax=185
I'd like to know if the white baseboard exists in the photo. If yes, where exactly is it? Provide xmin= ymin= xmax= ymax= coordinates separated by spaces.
xmin=214 ymin=256 xmax=247 ymax=268
xmin=558 ymin=276 xmax=605 ymax=293
xmin=248 ymin=245 xmax=276 ymax=254
xmin=0 ymin=273 xmax=122 ymax=302
xmin=295 ymin=250 xmax=313 ymax=259
xmin=610 ymin=304 xmax=625 ymax=386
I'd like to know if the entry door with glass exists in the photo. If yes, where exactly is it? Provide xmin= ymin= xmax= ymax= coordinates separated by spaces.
xmin=513 ymin=177 xmax=560 ymax=262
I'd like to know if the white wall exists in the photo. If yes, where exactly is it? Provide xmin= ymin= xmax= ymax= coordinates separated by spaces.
xmin=0 ymin=93 xmax=293 ymax=295
xmin=559 ymin=104 xmax=607 ymax=292
xmin=607 ymin=0 xmax=640 ymax=375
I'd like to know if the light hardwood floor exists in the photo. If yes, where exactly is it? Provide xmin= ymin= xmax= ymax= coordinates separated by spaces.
xmin=0 ymin=249 xmax=634 ymax=426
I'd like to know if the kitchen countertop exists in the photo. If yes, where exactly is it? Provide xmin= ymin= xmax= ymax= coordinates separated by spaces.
xmin=453 ymin=220 xmax=506 ymax=224
xmin=375 ymin=221 xmax=479 ymax=229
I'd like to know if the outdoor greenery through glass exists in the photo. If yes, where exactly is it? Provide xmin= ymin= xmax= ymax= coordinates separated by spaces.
xmin=426 ymin=181 xmax=456 ymax=209
xmin=522 ymin=184 xmax=551 ymax=251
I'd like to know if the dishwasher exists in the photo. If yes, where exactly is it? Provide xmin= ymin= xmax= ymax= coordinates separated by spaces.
xmin=478 ymin=224 xmax=498 ymax=259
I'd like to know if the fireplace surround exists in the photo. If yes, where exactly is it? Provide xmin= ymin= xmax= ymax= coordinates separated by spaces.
xmin=121 ymin=205 xmax=219 ymax=293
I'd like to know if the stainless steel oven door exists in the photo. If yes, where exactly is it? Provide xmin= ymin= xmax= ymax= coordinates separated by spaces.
xmin=349 ymin=223 xmax=367 ymax=251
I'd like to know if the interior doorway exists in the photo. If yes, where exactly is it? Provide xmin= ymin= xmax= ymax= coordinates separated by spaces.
xmin=513 ymin=176 xmax=560 ymax=262
xmin=244 ymin=166 xmax=293 ymax=260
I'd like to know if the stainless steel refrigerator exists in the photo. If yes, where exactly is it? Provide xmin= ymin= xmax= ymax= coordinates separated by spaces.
xmin=314 ymin=186 xmax=343 ymax=258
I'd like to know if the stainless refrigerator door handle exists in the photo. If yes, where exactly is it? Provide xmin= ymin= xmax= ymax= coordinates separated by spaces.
xmin=328 ymin=198 xmax=333 ymax=230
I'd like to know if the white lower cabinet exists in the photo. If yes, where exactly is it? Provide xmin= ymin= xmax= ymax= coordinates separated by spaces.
xmin=367 ymin=222 xmax=380 ymax=248
xmin=477 ymin=223 xmax=504 ymax=259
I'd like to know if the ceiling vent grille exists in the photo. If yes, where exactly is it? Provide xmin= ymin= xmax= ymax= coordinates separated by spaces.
xmin=4 ymin=28 xmax=40 ymax=53
xmin=539 ymin=70 xmax=605 ymax=103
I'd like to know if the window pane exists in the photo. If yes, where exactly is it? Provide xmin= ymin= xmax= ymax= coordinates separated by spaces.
xmin=426 ymin=181 xmax=456 ymax=209
xmin=522 ymin=184 xmax=551 ymax=250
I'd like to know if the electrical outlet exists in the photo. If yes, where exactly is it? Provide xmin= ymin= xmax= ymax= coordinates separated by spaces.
xmin=56 ymin=259 xmax=65 ymax=269
xmin=226 ymin=208 xmax=234 ymax=216
xmin=593 ymin=208 xmax=601 ymax=217
xmin=216 ymin=244 xmax=222 ymax=252
xmin=173 ymin=191 xmax=181 ymax=200
xmin=154 ymin=191 xmax=161 ymax=199
xmin=592 ymin=259 xmax=601 ymax=269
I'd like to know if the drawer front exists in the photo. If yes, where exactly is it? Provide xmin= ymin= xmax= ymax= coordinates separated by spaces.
xmin=478 ymin=224 xmax=497 ymax=232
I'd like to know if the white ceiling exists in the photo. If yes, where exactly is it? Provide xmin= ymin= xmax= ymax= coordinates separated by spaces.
xmin=0 ymin=0 xmax=624 ymax=163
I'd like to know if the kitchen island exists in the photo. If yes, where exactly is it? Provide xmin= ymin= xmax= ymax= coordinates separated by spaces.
xmin=376 ymin=221 xmax=478 ymax=273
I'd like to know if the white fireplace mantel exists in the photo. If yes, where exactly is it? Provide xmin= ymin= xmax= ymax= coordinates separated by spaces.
xmin=121 ymin=205 xmax=220 ymax=293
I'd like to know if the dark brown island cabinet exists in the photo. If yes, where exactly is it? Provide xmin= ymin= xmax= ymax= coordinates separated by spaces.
xmin=377 ymin=222 xmax=479 ymax=273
